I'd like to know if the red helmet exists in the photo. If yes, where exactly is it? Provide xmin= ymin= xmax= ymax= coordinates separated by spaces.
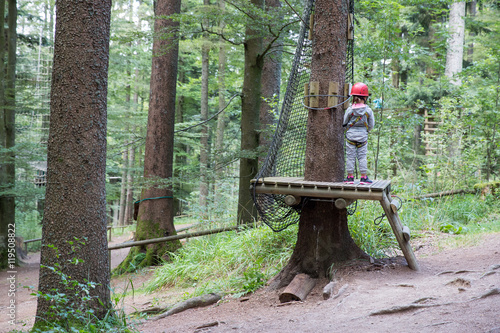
xmin=350 ymin=82 xmax=369 ymax=97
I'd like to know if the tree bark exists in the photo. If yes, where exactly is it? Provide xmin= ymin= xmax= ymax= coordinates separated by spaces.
xmin=444 ymin=1 xmax=465 ymax=85
xmin=116 ymin=0 xmax=183 ymax=271
xmin=36 ymin=0 xmax=112 ymax=321
xmin=270 ymin=0 xmax=367 ymax=288
xmin=237 ymin=0 xmax=264 ymax=225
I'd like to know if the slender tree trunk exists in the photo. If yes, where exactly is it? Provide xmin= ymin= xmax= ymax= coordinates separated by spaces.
xmin=237 ymin=0 xmax=264 ymax=225
xmin=466 ymin=0 xmax=476 ymax=64
xmin=271 ymin=0 xmax=367 ymax=288
xmin=119 ymin=146 xmax=128 ymax=226
xmin=199 ymin=7 xmax=210 ymax=211
xmin=445 ymin=1 xmax=465 ymax=85
xmin=214 ymin=0 xmax=226 ymax=200
xmin=259 ymin=0 xmax=283 ymax=159
xmin=36 ymin=0 xmax=112 ymax=321
xmin=124 ymin=135 xmax=135 ymax=224
xmin=116 ymin=0 xmax=182 ymax=272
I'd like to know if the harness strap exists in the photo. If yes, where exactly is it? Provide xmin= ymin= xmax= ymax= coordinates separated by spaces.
xmin=346 ymin=138 xmax=367 ymax=148
xmin=347 ymin=113 xmax=370 ymax=130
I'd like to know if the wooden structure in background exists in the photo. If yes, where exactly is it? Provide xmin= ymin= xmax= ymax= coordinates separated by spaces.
xmin=251 ymin=177 xmax=419 ymax=271
xmin=424 ymin=109 xmax=442 ymax=155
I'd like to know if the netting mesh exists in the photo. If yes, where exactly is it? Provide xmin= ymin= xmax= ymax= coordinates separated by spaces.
xmin=252 ymin=0 xmax=355 ymax=232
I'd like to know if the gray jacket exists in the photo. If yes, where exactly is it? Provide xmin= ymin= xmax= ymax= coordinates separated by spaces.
xmin=343 ymin=105 xmax=375 ymax=143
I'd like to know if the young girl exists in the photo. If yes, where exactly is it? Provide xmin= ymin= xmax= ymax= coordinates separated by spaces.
xmin=343 ymin=82 xmax=375 ymax=184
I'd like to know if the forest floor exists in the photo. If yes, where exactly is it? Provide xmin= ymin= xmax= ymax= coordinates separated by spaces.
xmin=1 ymin=231 xmax=499 ymax=333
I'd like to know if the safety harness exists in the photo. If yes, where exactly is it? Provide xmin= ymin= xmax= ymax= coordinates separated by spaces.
xmin=344 ymin=111 xmax=370 ymax=148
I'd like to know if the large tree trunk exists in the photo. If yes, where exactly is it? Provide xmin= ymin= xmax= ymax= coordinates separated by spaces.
xmin=116 ymin=0 xmax=182 ymax=272
xmin=237 ymin=0 xmax=264 ymax=225
xmin=444 ymin=1 xmax=465 ymax=85
xmin=0 ymin=0 xmax=16 ymax=268
xmin=35 ymin=0 xmax=112 ymax=322
xmin=271 ymin=0 xmax=367 ymax=288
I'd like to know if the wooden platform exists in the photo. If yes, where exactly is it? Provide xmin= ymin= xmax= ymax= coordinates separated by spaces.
xmin=251 ymin=176 xmax=419 ymax=271
xmin=251 ymin=177 xmax=391 ymax=201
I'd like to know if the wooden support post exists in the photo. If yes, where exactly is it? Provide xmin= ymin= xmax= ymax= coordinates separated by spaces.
xmin=304 ymin=83 xmax=309 ymax=107
xmin=328 ymin=81 xmax=338 ymax=108
xmin=380 ymin=191 xmax=419 ymax=271
xmin=309 ymin=81 xmax=319 ymax=108
xmin=279 ymin=273 xmax=316 ymax=303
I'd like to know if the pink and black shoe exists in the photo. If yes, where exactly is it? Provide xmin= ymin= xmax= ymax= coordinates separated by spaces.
xmin=360 ymin=177 xmax=373 ymax=184
xmin=344 ymin=176 xmax=354 ymax=184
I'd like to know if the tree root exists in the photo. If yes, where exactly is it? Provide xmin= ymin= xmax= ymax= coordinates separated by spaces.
xmin=369 ymin=303 xmax=439 ymax=316
xmin=370 ymin=287 xmax=500 ymax=316
xmin=150 ymin=293 xmax=222 ymax=320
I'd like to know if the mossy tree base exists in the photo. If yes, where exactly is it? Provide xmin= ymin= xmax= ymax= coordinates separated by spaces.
xmin=113 ymin=218 xmax=182 ymax=275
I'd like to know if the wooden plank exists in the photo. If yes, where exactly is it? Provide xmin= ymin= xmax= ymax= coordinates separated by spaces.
xmin=252 ymin=177 xmax=390 ymax=192
xmin=328 ymin=81 xmax=338 ymax=108
xmin=380 ymin=191 xmax=419 ymax=271
xmin=252 ymin=183 xmax=386 ymax=201
xmin=344 ymin=83 xmax=350 ymax=106
xmin=347 ymin=13 xmax=354 ymax=40
xmin=309 ymin=81 xmax=319 ymax=108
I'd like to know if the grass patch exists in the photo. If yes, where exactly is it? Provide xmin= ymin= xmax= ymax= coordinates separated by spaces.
xmin=146 ymin=225 xmax=296 ymax=298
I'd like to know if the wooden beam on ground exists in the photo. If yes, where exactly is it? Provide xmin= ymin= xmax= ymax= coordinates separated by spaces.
xmin=380 ymin=191 xmax=419 ymax=271
xmin=279 ymin=273 xmax=317 ymax=303
xmin=108 ymin=225 xmax=240 ymax=251
xmin=411 ymin=189 xmax=475 ymax=200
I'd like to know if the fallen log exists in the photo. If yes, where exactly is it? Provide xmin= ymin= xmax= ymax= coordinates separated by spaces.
xmin=279 ymin=273 xmax=316 ymax=303
xmin=411 ymin=189 xmax=475 ymax=200
xmin=151 ymin=293 xmax=222 ymax=320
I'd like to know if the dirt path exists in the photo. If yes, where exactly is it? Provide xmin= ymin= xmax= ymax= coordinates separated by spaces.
xmin=1 ymin=232 xmax=500 ymax=333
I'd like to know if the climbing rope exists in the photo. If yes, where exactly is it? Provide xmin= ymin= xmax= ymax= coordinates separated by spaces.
xmin=134 ymin=196 xmax=173 ymax=205
xmin=302 ymin=95 xmax=351 ymax=110
xmin=373 ymin=194 xmax=402 ymax=226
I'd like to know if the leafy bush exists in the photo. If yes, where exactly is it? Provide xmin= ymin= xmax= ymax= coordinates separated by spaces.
xmin=29 ymin=239 xmax=137 ymax=333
